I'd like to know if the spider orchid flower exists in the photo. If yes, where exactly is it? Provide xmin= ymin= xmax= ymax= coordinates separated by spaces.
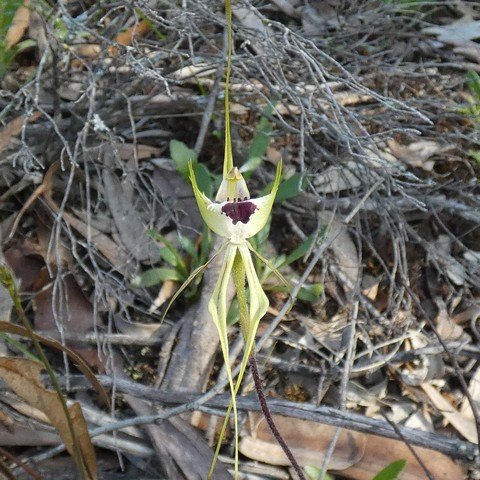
xmin=189 ymin=160 xmax=282 ymax=373
xmin=188 ymin=160 xmax=282 ymax=479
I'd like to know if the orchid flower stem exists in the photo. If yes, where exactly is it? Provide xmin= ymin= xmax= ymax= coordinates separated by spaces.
xmin=224 ymin=0 xmax=234 ymax=177
xmin=249 ymin=355 xmax=307 ymax=480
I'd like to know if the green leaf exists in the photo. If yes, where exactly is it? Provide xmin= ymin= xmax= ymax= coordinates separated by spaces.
xmin=248 ymin=102 xmax=275 ymax=161
xmin=159 ymin=246 xmax=178 ymax=267
xmin=0 ymin=0 xmax=23 ymax=35
xmin=198 ymin=225 xmax=212 ymax=265
xmin=467 ymin=71 xmax=480 ymax=100
xmin=372 ymin=460 xmax=407 ymax=480
xmin=281 ymin=235 xmax=315 ymax=267
xmin=275 ymin=172 xmax=306 ymax=203
xmin=179 ymin=236 xmax=197 ymax=259
xmin=297 ymin=283 xmax=323 ymax=302
xmin=14 ymin=38 xmax=36 ymax=53
xmin=131 ymin=268 xmax=183 ymax=288
xmin=303 ymin=465 xmax=333 ymax=480
xmin=268 ymin=282 xmax=322 ymax=302
xmin=251 ymin=216 xmax=271 ymax=252
xmin=192 ymin=161 xmax=213 ymax=198
xmin=54 ymin=18 xmax=68 ymax=41
xmin=146 ymin=230 xmax=188 ymax=277
xmin=468 ymin=149 xmax=480 ymax=165
xmin=170 ymin=140 xmax=197 ymax=179
xmin=248 ymin=116 xmax=271 ymax=160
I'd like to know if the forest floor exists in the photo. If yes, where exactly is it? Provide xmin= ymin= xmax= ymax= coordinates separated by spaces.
xmin=0 ymin=1 xmax=480 ymax=479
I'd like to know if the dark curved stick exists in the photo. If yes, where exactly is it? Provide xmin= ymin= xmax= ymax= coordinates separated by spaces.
xmin=249 ymin=355 xmax=307 ymax=480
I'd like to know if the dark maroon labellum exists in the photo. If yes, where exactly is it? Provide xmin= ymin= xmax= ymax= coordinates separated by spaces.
xmin=221 ymin=200 xmax=257 ymax=224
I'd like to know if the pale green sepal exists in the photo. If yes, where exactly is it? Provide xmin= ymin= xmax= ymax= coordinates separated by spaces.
xmin=212 ymin=244 xmax=269 ymax=480
xmin=236 ymin=243 xmax=269 ymax=380
xmin=240 ymin=160 xmax=282 ymax=239
xmin=213 ymin=244 xmax=270 ymax=479
xmin=189 ymin=162 xmax=230 ymax=238
xmin=238 ymin=243 xmax=269 ymax=351
xmin=207 ymin=244 xmax=240 ymax=479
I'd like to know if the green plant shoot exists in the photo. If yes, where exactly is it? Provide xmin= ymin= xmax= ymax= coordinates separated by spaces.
xmin=163 ymin=0 xmax=282 ymax=477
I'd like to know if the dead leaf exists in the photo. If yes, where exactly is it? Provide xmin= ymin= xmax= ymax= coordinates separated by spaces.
xmin=149 ymin=279 xmax=179 ymax=313
xmin=324 ymin=214 xmax=360 ymax=287
xmin=0 ymin=414 xmax=59 ymax=446
xmin=435 ymin=304 xmax=464 ymax=341
xmin=0 ymin=321 xmax=110 ymax=407
xmin=338 ymin=430 xmax=465 ymax=480
xmin=313 ymin=161 xmax=362 ymax=193
xmin=400 ymin=331 xmax=445 ymax=386
xmin=32 ymin=269 xmax=105 ymax=371
xmin=0 ymin=284 xmax=13 ymax=324
xmin=113 ymin=315 xmax=166 ymax=339
xmin=421 ymin=382 xmax=477 ymax=443
xmin=423 ymin=15 xmax=480 ymax=67
xmin=28 ymin=10 xmax=48 ymax=59
xmin=460 ymin=366 xmax=480 ymax=421
xmin=4 ymin=246 xmax=46 ymax=292
xmin=117 ymin=143 xmax=162 ymax=160
xmin=361 ymin=275 xmax=379 ymax=301
xmin=108 ymin=20 xmax=150 ymax=56
xmin=429 ymin=235 xmax=466 ymax=286
xmin=0 ymin=112 xmax=40 ymax=154
xmin=240 ymin=412 xmax=366 ymax=470
xmin=301 ymin=1 xmax=339 ymax=36
xmin=39 ymin=162 xmax=132 ymax=274
xmin=152 ymin=165 xmax=203 ymax=239
xmin=125 ymin=394 xmax=232 ymax=479
xmin=0 ymin=358 xmax=98 ymax=479
xmin=5 ymin=0 xmax=31 ymax=49
xmin=233 ymin=5 xmax=268 ymax=55
xmin=424 ymin=19 xmax=480 ymax=45
xmin=388 ymin=139 xmax=454 ymax=172
xmin=0 ymin=410 xmax=14 ymax=431
xmin=70 ymin=44 xmax=102 ymax=59
xmin=0 ymin=283 xmax=13 ymax=356
xmin=102 ymin=168 xmax=160 ymax=263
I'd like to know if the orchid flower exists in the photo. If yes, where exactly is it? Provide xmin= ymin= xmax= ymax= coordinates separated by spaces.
xmin=161 ymin=160 xmax=281 ymax=478
xmin=189 ymin=159 xmax=282 ymax=478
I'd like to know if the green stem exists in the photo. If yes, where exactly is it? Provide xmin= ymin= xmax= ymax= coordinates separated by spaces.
xmin=224 ymin=0 xmax=233 ymax=176
xmin=0 ymin=267 xmax=91 ymax=480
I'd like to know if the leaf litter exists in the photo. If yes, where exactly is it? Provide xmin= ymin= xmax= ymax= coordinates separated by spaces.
xmin=0 ymin=0 xmax=479 ymax=479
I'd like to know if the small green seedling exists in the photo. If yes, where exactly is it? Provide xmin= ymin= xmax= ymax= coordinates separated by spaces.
xmin=249 ymin=221 xmax=323 ymax=303
xmin=303 ymin=466 xmax=333 ymax=480
xmin=131 ymin=229 xmax=212 ymax=298
xmin=0 ymin=0 xmax=36 ymax=79
xmin=372 ymin=459 xmax=407 ymax=480
xmin=464 ymin=71 xmax=480 ymax=165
